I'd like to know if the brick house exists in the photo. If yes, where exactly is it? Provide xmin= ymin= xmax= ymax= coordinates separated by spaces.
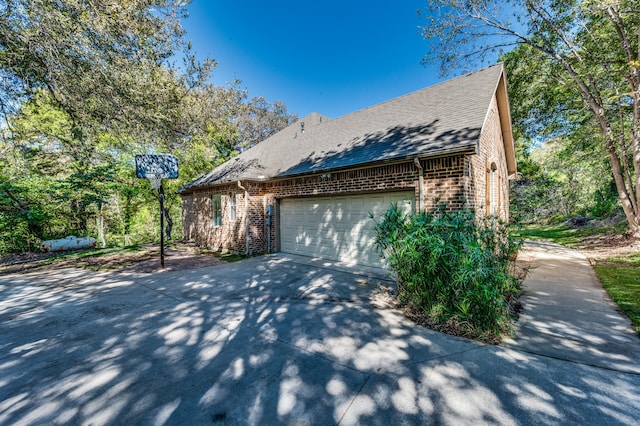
xmin=179 ymin=64 xmax=516 ymax=268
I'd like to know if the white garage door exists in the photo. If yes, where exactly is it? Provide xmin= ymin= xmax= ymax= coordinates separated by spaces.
xmin=280 ymin=192 xmax=414 ymax=268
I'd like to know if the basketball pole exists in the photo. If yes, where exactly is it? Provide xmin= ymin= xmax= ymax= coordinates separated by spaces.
xmin=159 ymin=180 xmax=165 ymax=269
xmin=134 ymin=154 xmax=178 ymax=270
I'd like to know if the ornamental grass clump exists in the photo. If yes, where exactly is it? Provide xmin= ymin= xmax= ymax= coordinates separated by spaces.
xmin=373 ymin=204 xmax=521 ymax=342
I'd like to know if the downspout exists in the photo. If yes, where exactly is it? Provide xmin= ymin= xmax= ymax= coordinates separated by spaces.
xmin=414 ymin=157 xmax=424 ymax=213
xmin=238 ymin=181 xmax=250 ymax=255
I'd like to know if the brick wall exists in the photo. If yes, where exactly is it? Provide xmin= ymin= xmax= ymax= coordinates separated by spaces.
xmin=421 ymin=156 xmax=469 ymax=211
xmin=181 ymin=183 xmax=248 ymax=253
xmin=470 ymin=94 xmax=510 ymax=221
xmin=258 ymin=162 xmax=417 ymax=197
xmin=182 ymin=157 xmax=482 ymax=254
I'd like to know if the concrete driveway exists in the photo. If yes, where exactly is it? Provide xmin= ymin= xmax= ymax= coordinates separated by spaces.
xmin=0 ymin=253 xmax=638 ymax=425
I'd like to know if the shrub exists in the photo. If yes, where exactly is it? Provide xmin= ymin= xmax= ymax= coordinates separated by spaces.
xmin=373 ymin=204 xmax=522 ymax=342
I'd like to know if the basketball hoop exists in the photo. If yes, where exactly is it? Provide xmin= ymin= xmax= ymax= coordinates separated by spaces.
xmin=148 ymin=173 xmax=163 ymax=190
xmin=134 ymin=154 xmax=179 ymax=270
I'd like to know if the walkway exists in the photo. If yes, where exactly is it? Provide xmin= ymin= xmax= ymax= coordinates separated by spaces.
xmin=0 ymin=247 xmax=639 ymax=424
xmin=502 ymin=240 xmax=640 ymax=375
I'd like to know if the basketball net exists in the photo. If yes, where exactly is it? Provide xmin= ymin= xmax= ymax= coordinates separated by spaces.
xmin=148 ymin=173 xmax=163 ymax=190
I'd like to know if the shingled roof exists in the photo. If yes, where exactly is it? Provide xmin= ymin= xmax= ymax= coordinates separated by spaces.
xmin=181 ymin=64 xmax=514 ymax=192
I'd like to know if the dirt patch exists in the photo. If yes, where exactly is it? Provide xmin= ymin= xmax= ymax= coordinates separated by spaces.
xmin=117 ymin=248 xmax=226 ymax=274
xmin=512 ymin=245 xmax=536 ymax=285
xmin=0 ymin=250 xmax=62 ymax=267
xmin=578 ymin=232 xmax=638 ymax=263
xmin=0 ymin=242 xmax=232 ymax=275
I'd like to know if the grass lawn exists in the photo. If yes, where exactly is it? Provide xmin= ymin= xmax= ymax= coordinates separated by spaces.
xmin=513 ymin=222 xmax=640 ymax=335
xmin=593 ymin=261 xmax=640 ymax=334
xmin=510 ymin=223 xmax=626 ymax=246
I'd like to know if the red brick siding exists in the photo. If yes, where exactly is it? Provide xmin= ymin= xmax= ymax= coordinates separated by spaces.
xmin=182 ymin=142 xmax=507 ymax=253
xmin=421 ymin=156 xmax=469 ymax=211
xmin=470 ymin=94 xmax=510 ymax=220
xmin=185 ymin=159 xmax=457 ymax=253
xmin=259 ymin=162 xmax=417 ymax=198
xmin=181 ymin=184 xmax=248 ymax=253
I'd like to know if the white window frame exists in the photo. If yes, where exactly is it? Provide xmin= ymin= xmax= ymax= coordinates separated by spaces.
xmin=230 ymin=193 xmax=237 ymax=221
xmin=211 ymin=194 xmax=222 ymax=227
xmin=490 ymin=163 xmax=498 ymax=217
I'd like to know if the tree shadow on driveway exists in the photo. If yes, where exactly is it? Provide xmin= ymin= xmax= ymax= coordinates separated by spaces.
xmin=0 ymin=256 xmax=638 ymax=425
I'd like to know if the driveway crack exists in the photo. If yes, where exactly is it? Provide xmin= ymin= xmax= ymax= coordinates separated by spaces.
xmin=337 ymin=374 xmax=371 ymax=426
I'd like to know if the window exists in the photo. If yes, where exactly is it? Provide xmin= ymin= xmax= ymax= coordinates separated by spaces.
xmin=211 ymin=194 xmax=222 ymax=227
xmin=229 ymin=193 xmax=237 ymax=221
xmin=489 ymin=163 xmax=498 ymax=216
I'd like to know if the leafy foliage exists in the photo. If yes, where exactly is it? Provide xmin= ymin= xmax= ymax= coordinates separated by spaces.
xmin=0 ymin=87 xmax=295 ymax=253
xmin=0 ymin=1 xmax=297 ymax=254
xmin=0 ymin=174 xmax=47 ymax=252
xmin=510 ymin=136 xmax=620 ymax=223
xmin=421 ymin=0 xmax=640 ymax=238
xmin=503 ymin=38 xmax=621 ymax=224
xmin=374 ymin=204 xmax=522 ymax=342
xmin=0 ymin=0 xmax=205 ymax=142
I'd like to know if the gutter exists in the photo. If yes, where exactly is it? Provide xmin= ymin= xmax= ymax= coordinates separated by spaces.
xmin=238 ymin=181 xmax=250 ymax=255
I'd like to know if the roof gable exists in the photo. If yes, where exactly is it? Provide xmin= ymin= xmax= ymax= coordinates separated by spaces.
xmin=495 ymin=72 xmax=517 ymax=175
xmin=182 ymin=64 xmax=514 ymax=191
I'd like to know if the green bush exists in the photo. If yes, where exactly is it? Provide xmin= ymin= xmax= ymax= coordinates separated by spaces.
xmin=373 ymin=204 xmax=522 ymax=342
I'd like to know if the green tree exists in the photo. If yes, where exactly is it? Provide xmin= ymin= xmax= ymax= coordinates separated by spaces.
xmin=504 ymin=44 xmax=619 ymax=222
xmin=237 ymin=97 xmax=298 ymax=151
xmin=0 ymin=1 xmax=298 ymax=253
xmin=0 ymin=0 xmax=212 ymax=141
xmin=421 ymin=0 xmax=640 ymax=238
xmin=5 ymin=91 xmax=114 ymax=237
xmin=0 ymin=174 xmax=48 ymax=252
xmin=0 ymin=82 xmax=297 ymax=253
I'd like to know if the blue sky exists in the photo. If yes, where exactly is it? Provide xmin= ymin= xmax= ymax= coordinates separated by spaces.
xmin=181 ymin=1 xmax=446 ymax=119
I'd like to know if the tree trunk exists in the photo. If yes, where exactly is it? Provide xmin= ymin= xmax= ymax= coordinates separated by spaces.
xmin=123 ymin=191 xmax=133 ymax=235
xmin=588 ymin=94 xmax=639 ymax=240
xmin=609 ymin=148 xmax=640 ymax=236
xmin=96 ymin=202 xmax=106 ymax=248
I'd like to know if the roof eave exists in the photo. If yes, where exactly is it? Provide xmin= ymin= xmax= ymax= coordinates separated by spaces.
xmin=495 ymin=66 xmax=517 ymax=176
xmin=178 ymin=145 xmax=478 ymax=194
xmin=273 ymin=146 xmax=477 ymax=180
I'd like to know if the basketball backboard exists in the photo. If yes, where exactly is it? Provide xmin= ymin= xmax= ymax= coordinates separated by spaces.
xmin=135 ymin=154 xmax=179 ymax=179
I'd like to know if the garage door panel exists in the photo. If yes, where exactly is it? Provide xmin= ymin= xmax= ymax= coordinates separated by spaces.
xmin=280 ymin=192 xmax=414 ymax=268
